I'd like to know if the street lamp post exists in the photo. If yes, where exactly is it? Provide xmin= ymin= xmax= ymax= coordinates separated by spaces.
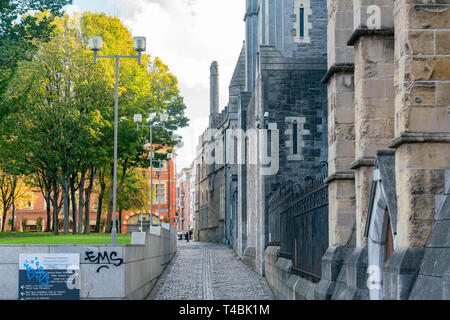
xmin=89 ymin=35 xmax=146 ymax=245
xmin=134 ymin=113 xmax=169 ymax=228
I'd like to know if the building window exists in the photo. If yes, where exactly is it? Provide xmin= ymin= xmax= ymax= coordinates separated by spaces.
xmin=286 ymin=117 xmax=309 ymax=161
xmin=299 ymin=6 xmax=305 ymax=38
xmin=23 ymin=200 xmax=34 ymax=210
xmin=294 ymin=0 xmax=311 ymax=43
xmin=293 ymin=121 xmax=298 ymax=155
xmin=154 ymin=184 xmax=165 ymax=204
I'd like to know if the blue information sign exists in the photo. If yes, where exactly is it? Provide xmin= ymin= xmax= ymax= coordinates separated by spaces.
xmin=18 ymin=254 xmax=80 ymax=300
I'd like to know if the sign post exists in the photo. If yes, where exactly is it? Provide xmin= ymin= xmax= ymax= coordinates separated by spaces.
xmin=19 ymin=254 xmax=80 ymax=300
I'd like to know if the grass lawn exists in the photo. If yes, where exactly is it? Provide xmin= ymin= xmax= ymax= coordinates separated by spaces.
xmin=0 ymin=232 xmax=131 ymax=245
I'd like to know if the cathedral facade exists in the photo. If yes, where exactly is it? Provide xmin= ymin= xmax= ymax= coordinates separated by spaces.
xmin=194 ymin=0 xmax=450 ymax=300
xmin=316 ymin=0 xmax=450 ymax=300
xmin=195 ymin=0 xmax=328 ymax=275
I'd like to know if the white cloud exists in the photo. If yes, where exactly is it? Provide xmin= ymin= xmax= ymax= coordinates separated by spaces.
xmin=64 ymin=4 xmax=82 ymax=15
xmin=114 ymin=0 xmax=244 ymax=90
xmin=110 ymin=0 xmax=245 ymax=171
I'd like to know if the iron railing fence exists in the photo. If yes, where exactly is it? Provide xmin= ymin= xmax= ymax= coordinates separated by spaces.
xmin=267 ymin=162 xmax=329 ymax=283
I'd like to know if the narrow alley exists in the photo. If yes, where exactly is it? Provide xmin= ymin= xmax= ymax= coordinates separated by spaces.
xmin=147 ymin=242 xmax=274 ymax=300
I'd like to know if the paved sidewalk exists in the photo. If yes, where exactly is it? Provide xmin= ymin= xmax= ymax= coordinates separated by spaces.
xmin=146 ymin=242 xmax=274 ymax=300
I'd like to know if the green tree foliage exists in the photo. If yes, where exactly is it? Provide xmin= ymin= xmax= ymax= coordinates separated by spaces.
xmin=2 ymin=12 xmax=189 ymax=235
xmin=115 ymin=168 xmax=150 ymax=233
xmin=117 ymin=169 xmax=150 ymax=214
xmin=0 ymin=0 xmax=72 ymax=118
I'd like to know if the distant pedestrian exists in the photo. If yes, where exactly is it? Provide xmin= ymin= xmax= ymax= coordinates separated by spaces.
xmin=186 ymin=232 xmax=189 ymax=242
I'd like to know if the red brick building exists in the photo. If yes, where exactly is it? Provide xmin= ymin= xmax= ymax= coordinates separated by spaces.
xmin=4 ymin=190 xmax=101 ymax=233
xmin=1 ymin=154 xmax=177 ymax=234
xmin=176 ymin=166 xmax=194 ymax=233
xmin=126 ymin=157 xmax=177 ymax=230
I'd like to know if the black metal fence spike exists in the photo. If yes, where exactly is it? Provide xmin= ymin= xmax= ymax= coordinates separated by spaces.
xmin=267 ymin=172 xmax=329 ymax=281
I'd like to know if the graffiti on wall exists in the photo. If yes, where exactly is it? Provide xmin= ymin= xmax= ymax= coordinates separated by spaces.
xmin=83 ymin=251 xmax=124 ymax=273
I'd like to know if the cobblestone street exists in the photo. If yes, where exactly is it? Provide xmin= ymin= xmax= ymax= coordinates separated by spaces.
xmin=147 ymin=242 xmax=274 ymax=300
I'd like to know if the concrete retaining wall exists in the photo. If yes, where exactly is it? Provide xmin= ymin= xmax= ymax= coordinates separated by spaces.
xmin=0 ymin=226 xmax=177 ymax=300
xmin=265 ymin=246 xmax=316 ymax=300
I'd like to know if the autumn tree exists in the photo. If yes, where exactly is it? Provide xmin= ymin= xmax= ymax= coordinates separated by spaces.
xmin=0 ymin=0 xmax=72 ymax=119
xmin=4 ymin=12 xmax=188 ymax=235
xmin=80 ymin=13 xmax=188 ymax=233
xmin=113 ymin=169 xmax=150 ymax=233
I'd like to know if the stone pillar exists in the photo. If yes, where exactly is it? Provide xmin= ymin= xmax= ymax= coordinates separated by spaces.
xmin=275 ymin=0 xmax=283 ymax=52
xmin=245 ymin=0 xmax=259 ymax=92
xmin=237 ymin=92 xmax=251 ymax=257
xmin=259 ymin=0 xmax=266 ymax=45
xmin=349 ymin=0 xmax=395 ymax=247
xmin=391 ymin=1 xmax=450 ymax=248
xmin=316 ymin=0 xmax=356 ymax=300
xmin=265 ymin=0 xmax=276 ymax=45
xmin=323 ymin=0 xmax=356 ymax=248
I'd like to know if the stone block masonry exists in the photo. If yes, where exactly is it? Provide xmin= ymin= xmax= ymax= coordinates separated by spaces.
xmin=393 ymin=1 xmax=450 ymax=248
xmin=349 ymin=0 xmax=396 ymax=247
xmin=265 ymin=246 xmax=316 ymax=300
xmin=324 ymin=0 xmax=356 ymax=248
xmin=316 ymin=0 xmax=450 ymax=301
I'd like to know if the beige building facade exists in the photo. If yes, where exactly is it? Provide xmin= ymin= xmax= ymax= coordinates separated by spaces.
xmin=316 ymin=0 xmax=450 ymax=300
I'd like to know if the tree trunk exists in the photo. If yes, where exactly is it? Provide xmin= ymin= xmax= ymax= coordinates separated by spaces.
xmin=95 ymin=191 xmax=105 ymax=233
xmin=84 ymin=167 xmax=95 ymax=234
xmin=1 ymin=207 xmax=7 ymax=232
xmin=52 ymin=178 xmax=59 ymax=235
xmin=11 ymin=201 xmax=15 ymax=232
xmin=45 ymin=189 xmax=51 ymax=232
xmin=61 ymin=176 xmax=70 ymax=235
xmin=106 ymin=197 xmax=113 ymax=234
xmin=78 ymin=170 xmax=85 ymax=234
xmin=95 ymin=168 xmax=106 ymax=233
xmin=0 ymin=176 xmax=11 ymax=232
xmin=10 ymin=179 xmax=17 ymax=232
xmin=105 ymin=164 xmax=114 ymax=234
xmin=70 ymin=175 xmax=77 ymax=234
xmin=105 ymin=161 xmax=129 ymax=234
xmin=119 ymin=208 xmax=122 ymax=234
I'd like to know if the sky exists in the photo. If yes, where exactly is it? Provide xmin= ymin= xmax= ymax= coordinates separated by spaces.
xmin=66 ymin=0 xmax=245 ymax=173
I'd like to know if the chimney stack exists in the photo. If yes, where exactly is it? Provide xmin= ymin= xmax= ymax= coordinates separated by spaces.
xmin=210 ymin=61 xmax=219 ymax=126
